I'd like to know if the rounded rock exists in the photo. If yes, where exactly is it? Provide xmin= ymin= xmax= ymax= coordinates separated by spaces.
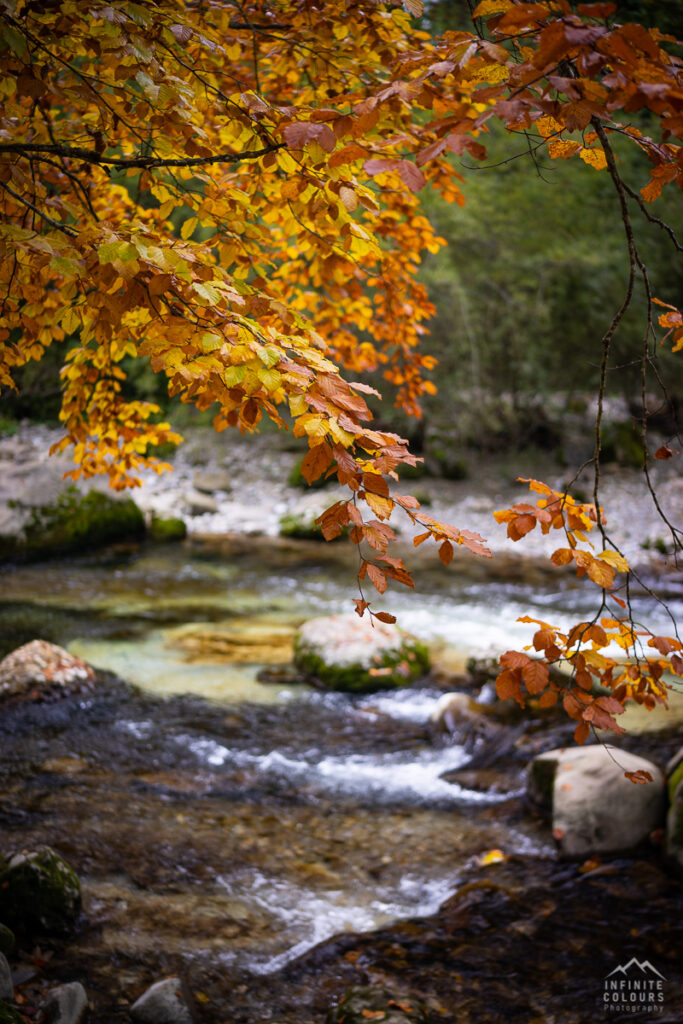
xmin=294 ymin=613 xmax=429 ymax=693
xmin=43 ymin=981 xmax=88 ymax=1024
xmin=528 ymin=746 xmax=665 ymax=857
xmin=130 ymin=977 xmax=194 ymax=1024
xmin=326 ymin=986 xmax=430 ymax=1024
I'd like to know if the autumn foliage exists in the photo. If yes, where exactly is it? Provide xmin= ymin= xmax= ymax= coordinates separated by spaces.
xmin=0 ymin=0 xmax=681 ymax=745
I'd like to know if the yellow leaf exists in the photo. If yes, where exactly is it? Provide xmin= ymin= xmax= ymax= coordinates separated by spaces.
xmin=597 ymin=550 xmax=629 ymax=573
xmin=181 ymin=216 xmax=198 ymax=240
xmin=579 ymin=147 xmax=607 ymax=171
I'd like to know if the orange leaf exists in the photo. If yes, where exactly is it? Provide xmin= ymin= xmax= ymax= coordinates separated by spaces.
xmin=574 ymin=720 xmax=590 ymax=745
xmin=367 ymin=563 xmax=388 ymax=594
xmin=439 ymin=540 xmax=454 ymax=565
xmin=500 ymin=650 xmax=531 ymax=669
xmin=522 ymin=660 xmax=549 ymax=695
xmin=301 ymin=442 xmax=333 ymax=485
xmin=624 ymin=770 xmax=654 ymax=784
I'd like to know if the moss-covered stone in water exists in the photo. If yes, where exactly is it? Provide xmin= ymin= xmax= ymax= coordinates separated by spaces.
xmin=17 ymin=486 xmax=145 ymax=560
xmin=326 ymin=985 xmax=430 ymax=1024
xmin=148 ymin=515 xmax=187 ymax=543
xmin=668 ymin=760 xmax=683 ymax=804
xmin=0 ymin=846 xmax=81 ymax=938
xmin=293 ymin=614 xmax=430 ymax=693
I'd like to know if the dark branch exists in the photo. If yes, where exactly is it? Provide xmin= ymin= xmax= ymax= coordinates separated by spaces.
xmin=0 ymin=141 xmax=285 ymax=170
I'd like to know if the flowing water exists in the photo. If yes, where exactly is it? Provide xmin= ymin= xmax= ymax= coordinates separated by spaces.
xmin=1 ymin=536 xmax=681 ymax=1022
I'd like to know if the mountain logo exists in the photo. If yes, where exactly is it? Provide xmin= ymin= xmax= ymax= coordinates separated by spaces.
xmin=603 ymin=957 xmax=666 ymax=1013
xmin=606 ymin=959 xmax=667 ymax=981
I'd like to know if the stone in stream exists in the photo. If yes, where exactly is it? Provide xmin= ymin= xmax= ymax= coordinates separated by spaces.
xmin=528 ymin=746 xmax=665 ymax=856
xmin=0 ymin=640 xmax=96 ymax=703
xmin=293 ymin=613 xmax=430 ymax=693
xmin=0 ymin=846 xmax=82 ymax=938
xmin=130 ymin=977 xmax=194 ymax=1024
xmin=42 ymin=982 xmax=88 ymax=1024
xmin=326 ymin=985 xmax=430 ymax=1024
xmin=191 ymin=469 xmax=231 ymax=494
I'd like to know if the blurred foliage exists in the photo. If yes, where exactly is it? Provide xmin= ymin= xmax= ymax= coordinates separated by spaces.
xmin=414 ymin=119 xmax=683 ymax=433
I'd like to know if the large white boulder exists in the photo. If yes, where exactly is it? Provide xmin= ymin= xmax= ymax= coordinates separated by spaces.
xmin=528 ymin=745 xmax=665 ymax=856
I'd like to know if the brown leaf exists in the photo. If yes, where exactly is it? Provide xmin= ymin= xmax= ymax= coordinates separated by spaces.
xmin=439 ymin=540 xmax=453 ymax=565
xmin=522 ymin=660 xmax=549 ymax=695
xmin=374 ymin=611 xmax=397 ymax=624
xmin=500 ymin=650 xmax=531 ymax=669
xmin=367 ymin=564 xmax=388 ymax=594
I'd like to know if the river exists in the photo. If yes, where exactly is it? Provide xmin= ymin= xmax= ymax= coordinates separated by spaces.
xmin=1 ymin=534 xmax=682 ymax=1022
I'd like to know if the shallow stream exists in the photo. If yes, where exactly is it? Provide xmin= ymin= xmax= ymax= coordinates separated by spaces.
xmin=1 ymin=536 xmax=682 ymax=1022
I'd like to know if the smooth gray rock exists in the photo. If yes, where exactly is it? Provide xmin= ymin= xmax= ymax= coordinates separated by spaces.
xmin=529 ymin=745 xmax=665 ymax=857
xmin=184 ymin=490 xmax=218 ymax=515
xmin=130 ymin=977 xmax=194 ymax=1024
xmin=192 ymin=469 xmax=231 ymax=494
xmin=0 ymin=954 xmax=12 ymax=1002
xmin=43 ymin=982 xmax=88 ymax=1024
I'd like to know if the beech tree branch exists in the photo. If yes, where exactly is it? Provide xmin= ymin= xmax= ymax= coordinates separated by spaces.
xmin=0 ymin=141 xmax=285 ymax=169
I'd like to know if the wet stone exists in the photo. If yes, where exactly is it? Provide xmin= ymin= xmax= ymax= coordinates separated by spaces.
xmin=0 ymin=640 xmax=96 ymax=703
xmin=130 ymin=977 xmax=194 ymax=1024
xmin=43 ymin=982 xmax=88 ymax=1024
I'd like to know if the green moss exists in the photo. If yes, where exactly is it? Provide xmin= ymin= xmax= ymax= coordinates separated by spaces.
xmin=294 ymin=638 xmax=430 ymax=693
xmin=0 ymin=847 xmax=81 ymax=938
xmin=669 ymin=761 xmax=683 ymax=804
xmin=9 ymin=486 xmax=145 ymax=561
xmin=148 ymin=515 xmax=187 ymax=543
xmin=0 ymin=1001 xmax=26 ymax=1024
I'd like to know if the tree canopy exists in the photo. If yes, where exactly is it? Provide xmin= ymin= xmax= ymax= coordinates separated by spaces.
xmin=1 ymin=0 xmax=682 ymax=753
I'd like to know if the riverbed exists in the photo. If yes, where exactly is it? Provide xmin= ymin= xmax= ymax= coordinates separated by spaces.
xmin=1 ymin=532 xmax=682 ymax=1022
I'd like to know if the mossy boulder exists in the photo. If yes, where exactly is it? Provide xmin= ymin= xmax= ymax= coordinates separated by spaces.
xmin=148 ymin=514 xmax=187 ymax=543
xmin=326 ymin=986 xmax=430 ymax=1024
xmin=294 ymin=613 xmax=430 ymax=693
xmin=0 ymin=847 xmax=81 ymax=938
xmin=10 ymin=486 xmax=145 ymax=560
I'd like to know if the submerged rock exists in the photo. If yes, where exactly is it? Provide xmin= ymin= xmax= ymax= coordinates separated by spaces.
xmin=0 ymin=846 xmax=82 ymax=938
xmin=130 ymin=977 xmax=194 ymax=1024
xmin=294 ymin=613 xmax=430 ymax=693
xmin=43 ymin=982 xmax=88 ymax=1024
xmin=528 ymin=745 xmax=665 ymax=856
xmin=326 ymin=985 xmax=430 ymax=1024
xmin=0 ymin=640 xmax=96 ymax=703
